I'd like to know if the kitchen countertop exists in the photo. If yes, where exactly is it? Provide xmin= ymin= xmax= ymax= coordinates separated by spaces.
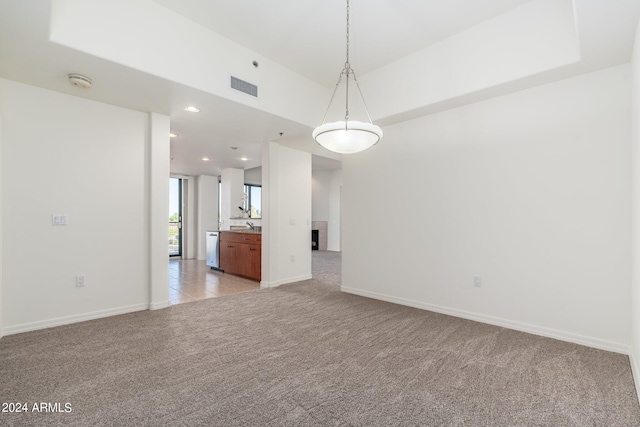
xmin=223 ymin=229 xmax=262 ymax=234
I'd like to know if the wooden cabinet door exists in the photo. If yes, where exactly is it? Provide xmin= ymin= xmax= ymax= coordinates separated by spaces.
xmin=245 ymin=243 xmax=261 ymax=281
xmin=220 ymin=242 xmax=240 ymax=274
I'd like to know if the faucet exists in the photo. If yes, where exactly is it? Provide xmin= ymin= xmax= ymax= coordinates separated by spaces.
xmin=247 ymin=221 xmax=255 ymax=230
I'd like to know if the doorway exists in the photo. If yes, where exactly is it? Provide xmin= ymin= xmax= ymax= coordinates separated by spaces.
xmin=169 ymin=178 xmax=182 ymax=257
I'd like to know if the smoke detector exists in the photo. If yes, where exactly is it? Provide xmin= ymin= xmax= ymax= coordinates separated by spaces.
xmin=68 ymin=74 xmax=92 ymax=89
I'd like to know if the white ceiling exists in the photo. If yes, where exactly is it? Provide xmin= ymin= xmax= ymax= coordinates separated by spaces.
xmin=1 ymin=0 xmax=639 ymax=176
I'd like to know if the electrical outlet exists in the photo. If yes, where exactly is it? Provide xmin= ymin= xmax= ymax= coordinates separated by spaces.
xmin=76 ymin=275 xmax=85 ymax=287
xmin=52 ymin=214 xmax=69 ymax=226
xmin=473 ymin=276 xmax=482 ymax=287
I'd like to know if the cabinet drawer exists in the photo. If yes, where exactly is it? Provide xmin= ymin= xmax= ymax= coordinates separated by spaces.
xmin=220 ymin=232 xmax=261 ymax=244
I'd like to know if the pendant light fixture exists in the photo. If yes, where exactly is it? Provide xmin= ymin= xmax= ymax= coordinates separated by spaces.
xmin=312 ymin=0 xmax=382 ymax=154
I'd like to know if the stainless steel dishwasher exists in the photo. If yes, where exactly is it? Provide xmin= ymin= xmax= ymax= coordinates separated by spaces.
xmin=205 ymin=231 xmax=222 ymax=271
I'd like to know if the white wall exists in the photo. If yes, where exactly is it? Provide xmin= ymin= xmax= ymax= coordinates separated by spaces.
xmin=262 ymin=142 xmax=312 ymax=287
xmin=312 ymin=170 xmax=342 ymax=251
xmin=1 ymin=79 xmax=164 ymax=334
xmin=343 ymin=65 xmax=632 ymax=353
xmin=361 ymin=0 xmax=579 ymax=123
xmin=220 ymin=168 xmax=245 ymax=230
xmin=149 ymin=113 xmax=170 ymax=309
xmin=312 ymin=172 xmax=330 ymax=222
xmin=630 ymin=15 xmax=640 ymax=400
xmin=196 ymin=175 xmax=219 ymax=259
xmin=244 ymin=167 xmax=262 ymax=185
xmin=327 ymin=171 xmax=342 ymax=252
xmin=49 ymin=0 xmax=328 ymax=128
xmin=0 ymin=81 xmax=3 ymax=338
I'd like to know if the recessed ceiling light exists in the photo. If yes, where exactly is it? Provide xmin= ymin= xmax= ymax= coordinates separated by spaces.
xmin=184 ymin=106 xmax=200 ymax=113
xmin=201 ymin=157 xmax=210 ymax=161
xmin=169 ymin=133 xmax=178 ymax=138
xmin=241 ymin=157 xmax=248 ymax=161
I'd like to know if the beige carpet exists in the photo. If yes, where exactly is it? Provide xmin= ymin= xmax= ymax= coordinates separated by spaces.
xmin=1 ymin=251 xmax=639 ymax=426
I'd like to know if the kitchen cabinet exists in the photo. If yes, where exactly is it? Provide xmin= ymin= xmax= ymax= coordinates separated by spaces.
xmin=219 ymin=232 xmax=261 ymax=281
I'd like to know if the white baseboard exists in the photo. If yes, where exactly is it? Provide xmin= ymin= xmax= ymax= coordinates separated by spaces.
xmin=2 ymin=303 xmax=149 ymax=336
xmin=341 ymin=286 xmax=629 ymax=355
xmin=261 ymin=274 xmax=313 ymax=289
xmin=630 ymin=351 xmax=640 ymax=406
xmin=149 ymin=300 xmax=171 ymax=310
xmin=260 ymin=281 xmax=278 ymax=289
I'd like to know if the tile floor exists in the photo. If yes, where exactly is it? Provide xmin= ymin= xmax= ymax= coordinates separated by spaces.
xmin=168 ymin=258 xmax=261 ymax=305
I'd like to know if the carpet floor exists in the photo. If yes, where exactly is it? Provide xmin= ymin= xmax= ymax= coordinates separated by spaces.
xmin=1 ymin=251 xmax=639 ymax=426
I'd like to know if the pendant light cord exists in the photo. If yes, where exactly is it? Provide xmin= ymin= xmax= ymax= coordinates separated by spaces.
xmin=318 ymin=0 xmax=375 ymax=127
xmin=345 ymin=0 xmax=350 ymax=70
xmin=345 ymin=0 xmax=350 ymax=125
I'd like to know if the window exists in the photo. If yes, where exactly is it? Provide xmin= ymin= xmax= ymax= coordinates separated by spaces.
xmin=244 ymin=184 xmax=262 ymax=218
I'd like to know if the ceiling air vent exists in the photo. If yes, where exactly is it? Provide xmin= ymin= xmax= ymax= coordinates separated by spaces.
xmin=230 ymin=76 xmax=258 ymax=97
